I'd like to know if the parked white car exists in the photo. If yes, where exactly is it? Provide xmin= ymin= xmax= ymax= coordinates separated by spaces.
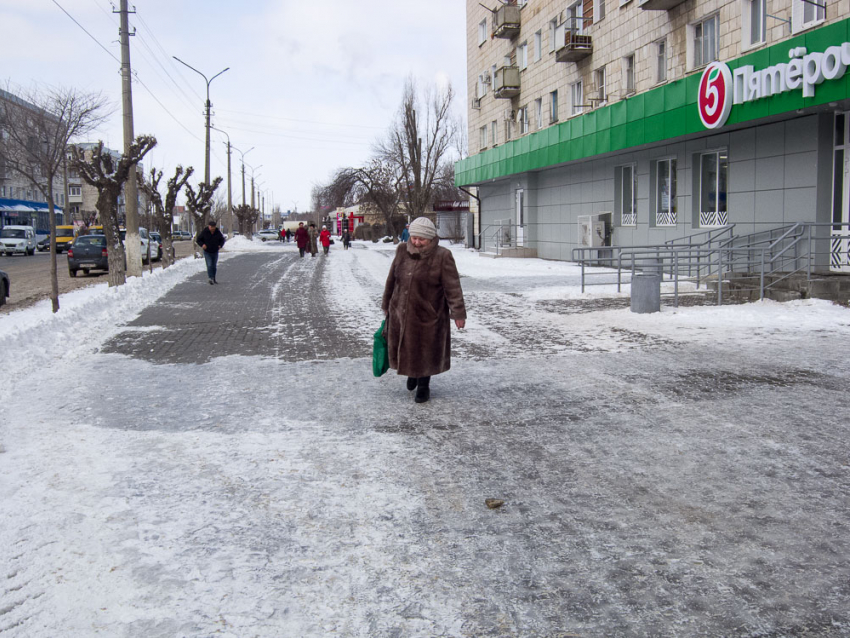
xmin=0 ymin=225 xmax=37 ymax=256
xmin=258 ymin=229 xmax=280 ymax=241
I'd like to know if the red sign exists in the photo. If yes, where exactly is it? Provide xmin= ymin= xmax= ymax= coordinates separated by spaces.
xmin=698 ymin=62 xmax=733 ymax=130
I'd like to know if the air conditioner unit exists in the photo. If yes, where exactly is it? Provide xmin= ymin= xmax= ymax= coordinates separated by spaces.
xmin=472 ymin=98 xmax=482 ymax=110
xmin=482 ymin=74 xmax=491 ymax=84
xmin=503 ymin=108 xmax=514 ymax=121
xmin=578 ymin=214 xmax=605 ymax=248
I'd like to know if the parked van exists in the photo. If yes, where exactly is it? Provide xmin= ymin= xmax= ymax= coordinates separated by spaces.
xmin=0 ymin=225 xmax=37 ymax=256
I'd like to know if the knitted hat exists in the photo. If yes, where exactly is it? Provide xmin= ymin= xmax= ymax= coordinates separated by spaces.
xmin=408 ymin=217 xmax=436 ymax=239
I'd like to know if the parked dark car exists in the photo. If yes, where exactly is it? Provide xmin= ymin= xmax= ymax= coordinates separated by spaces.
xmin=67 ymin=235 xmax=109 ymax=277
xmin=0 ymin=268 xmax=9 ymax=307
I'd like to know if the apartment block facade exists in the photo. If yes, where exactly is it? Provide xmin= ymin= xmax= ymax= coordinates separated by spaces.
xmin=458 ymin=0 xmax=850 ymax=271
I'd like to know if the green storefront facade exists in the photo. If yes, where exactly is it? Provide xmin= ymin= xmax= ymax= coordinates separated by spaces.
xmin=456 ymin=18 xmax=850 ymax=269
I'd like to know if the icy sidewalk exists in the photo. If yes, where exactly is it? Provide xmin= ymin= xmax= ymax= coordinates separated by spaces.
xmin=1 ymin=244 xmax=850 ymax=637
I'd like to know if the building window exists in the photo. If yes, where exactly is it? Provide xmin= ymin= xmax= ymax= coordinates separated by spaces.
xmin=655 ymin=158 xmax=677 ymax=226
xmin=619 ymin=164 xmax=637 ymax=226
xmin=534 ymin=30 xmax=542 ymax=62
xmin=491 ymin=120 xmax=498 ymax=146
xmin=571 ymin=81 xmax=584 ymax=115
xmin=535 ymin=98 xmax=543 ymax=130
xmin=479 ymin=125 xmax=488 ymax=151
xmin=549 ymin=18 xmax=559 ymax=52
xmin=595 ymin=67 xmax=606 ymax=104
xmin=477 ymin=73 xmax=488 ymax=98
xmin=596 ymin=0 xmax=606 ymax=21
xmin=699 ymin=151 xmax=728 ymax=227
xmin=505 ymin=119 xmax=512 ymax=141
xmin=518 ymin=42 xmax=528 ymax=70
xmin=69 ymin=185 xmax=82 ymax=196
xmin=655 ymin=40 xmax=667 ymax=84
xmin=792 ymin=0 xmax=826 ymax=33
xmin=567 ymin=0 xmax=584 ymax=35
xmin=623 ymin=54 xmax=635 ymax=95
xmin=743 ymin=0 xmax=766 ymax=48
xmin=478 ymin=19 xmax=487 ymax=45
xmin=550 ymin=90 xmax=559 ymax=123
xmin=518 ymin=106 xmax=529 ymax=134
xmin=693 ymin=14 xmax=718 ymax=68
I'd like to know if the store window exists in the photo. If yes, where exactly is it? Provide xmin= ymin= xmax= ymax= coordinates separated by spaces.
xmin=699 ymin=150 xmax=728 ymax=227
xmin=654 ymin=158 xmax=677 ymax=227
xmin=618 ymin=164 xmax=637 ymax=226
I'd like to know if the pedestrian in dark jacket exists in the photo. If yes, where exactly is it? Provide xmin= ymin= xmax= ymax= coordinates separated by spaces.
xmin=342 ymin=230 xmax=351 ymax=250
xmin=294 ymin=222 xmax=309 ymax=258
xmin=308 ymin=223 xmax=319 ymax=257
xmin=381 ymin=217 xmax=466 ymax=403
xmin=196 ymin=220 xmax=226 ymax=284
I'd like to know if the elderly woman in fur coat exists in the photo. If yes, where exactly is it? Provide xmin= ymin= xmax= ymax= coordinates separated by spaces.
xmin=381 ymin=217 xmax=467 ymax=403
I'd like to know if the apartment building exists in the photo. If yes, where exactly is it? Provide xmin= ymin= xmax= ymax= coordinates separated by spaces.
xmin=458 ymin=0 xmax=850 ymax=271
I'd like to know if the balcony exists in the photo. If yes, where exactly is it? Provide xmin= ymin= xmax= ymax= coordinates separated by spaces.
xmin=492 ymin=5 xmax=521 ymax=39
xmin=555 ymin=24 xmax=593 ymax=63
xmin=638 ymin=0 xmax=687 ymax=9
xmin=494 ymin=66 xmax=521 ymax=99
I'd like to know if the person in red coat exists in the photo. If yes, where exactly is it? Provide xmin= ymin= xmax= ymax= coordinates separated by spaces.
xmin=294 ymin=222 xmax=309 ymax=258
xmin=319 ymin=225 xmax=332 ymax=255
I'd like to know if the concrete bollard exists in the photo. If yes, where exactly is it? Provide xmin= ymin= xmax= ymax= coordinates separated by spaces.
xmin=631 ymin=274 xmax=661 ymax=313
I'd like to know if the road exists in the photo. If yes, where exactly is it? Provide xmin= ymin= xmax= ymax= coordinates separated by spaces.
xmin=0 ymin=240 xmax=196 ymax=313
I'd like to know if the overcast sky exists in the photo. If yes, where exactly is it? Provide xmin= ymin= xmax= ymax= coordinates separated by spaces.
xmin=4 ymin=0 xmax=468 ymax=214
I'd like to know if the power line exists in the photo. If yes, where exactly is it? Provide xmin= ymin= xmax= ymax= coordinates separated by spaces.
xmin=134 ymin=10 xmax=204 ymax=103
xmin=51 ymin=0 xmax=120 ymax=64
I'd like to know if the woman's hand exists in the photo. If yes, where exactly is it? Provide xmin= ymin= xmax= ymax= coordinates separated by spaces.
xmin=455 ymin=319 xmax=465 ymax=329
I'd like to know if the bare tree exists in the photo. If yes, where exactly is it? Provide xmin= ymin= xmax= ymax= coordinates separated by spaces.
xmin=378 ymin=78 xmax=457 ymax=221
xmin=70 ymin=136 xmax=157 ymax=287
xmin=0 ymin=84 xmax=109 ymax=312
xmin=139 ymin=165 xmax=192 ymax=269
xmin=233 ymin=204 xmax=259 ymax=237
xmin=184 ymin=177 xmax=223 ymax=254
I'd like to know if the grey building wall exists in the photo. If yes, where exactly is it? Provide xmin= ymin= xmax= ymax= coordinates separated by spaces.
xmin=477 ymin=114 xmax=829 ymax=262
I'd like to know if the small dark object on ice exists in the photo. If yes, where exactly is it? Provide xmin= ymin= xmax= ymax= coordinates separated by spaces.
xmin=485 ymin=499 xmax=505 ymax=509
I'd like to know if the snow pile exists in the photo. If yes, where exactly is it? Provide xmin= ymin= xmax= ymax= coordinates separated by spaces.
xmin=0 ymin=258 xmax=206 ymax=402
xmin=223 ymin=235 xmax=291 ymax=252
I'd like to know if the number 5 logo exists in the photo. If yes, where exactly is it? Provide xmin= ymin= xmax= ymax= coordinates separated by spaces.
xmin=698 ymin=62 xmax=733 ymax=129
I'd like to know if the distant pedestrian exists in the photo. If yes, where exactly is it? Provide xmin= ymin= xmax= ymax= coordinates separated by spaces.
xmin=286 ymin=229 xmax=292 ymax=243
xmin=381 ymin=217 xmax=466 ymax=403
xmin=294 ymin=222 xmax=309 ymax=258
xmin=342 ymin=230 xmax=351 ymax=250
xmin=319 ymin=225 xmax=332 ymax=255
xmin=196 ymin=220 xmax=226 ymax=284
xmin=308 ymin=222 xmax=319 ymax=257
xmin=401 ymin=223 xmax=410 ymax=243
xmin=279 ymin=228 xmax=285 ymax=242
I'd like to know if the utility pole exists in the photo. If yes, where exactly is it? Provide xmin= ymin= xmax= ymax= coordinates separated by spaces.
xmin=211 ymin=126 xmax=233 ymax=238
xmin=116 ymin=0 xmax=141 ymax=276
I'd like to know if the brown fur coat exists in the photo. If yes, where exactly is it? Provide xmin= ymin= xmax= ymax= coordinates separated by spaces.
xmin=381 ymin=240 xmax=467 ymax=378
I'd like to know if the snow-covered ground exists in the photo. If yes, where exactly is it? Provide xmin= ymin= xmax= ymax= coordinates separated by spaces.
xmin=1 ymin=241 xmax=849 ymax=637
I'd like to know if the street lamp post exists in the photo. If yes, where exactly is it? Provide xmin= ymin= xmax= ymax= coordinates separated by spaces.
xmin=172 ymin=56 xmax=229 ymax=209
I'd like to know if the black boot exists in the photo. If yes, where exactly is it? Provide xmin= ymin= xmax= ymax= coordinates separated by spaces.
xmin=414 ymin=376 xmax=431 ymax=403
xmin=406 ymin=377 xmax=418 ymax=391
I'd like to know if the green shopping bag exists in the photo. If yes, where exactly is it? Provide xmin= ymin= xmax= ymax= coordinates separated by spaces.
xmin=372 ymin=319 xmax=389 ymax=377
